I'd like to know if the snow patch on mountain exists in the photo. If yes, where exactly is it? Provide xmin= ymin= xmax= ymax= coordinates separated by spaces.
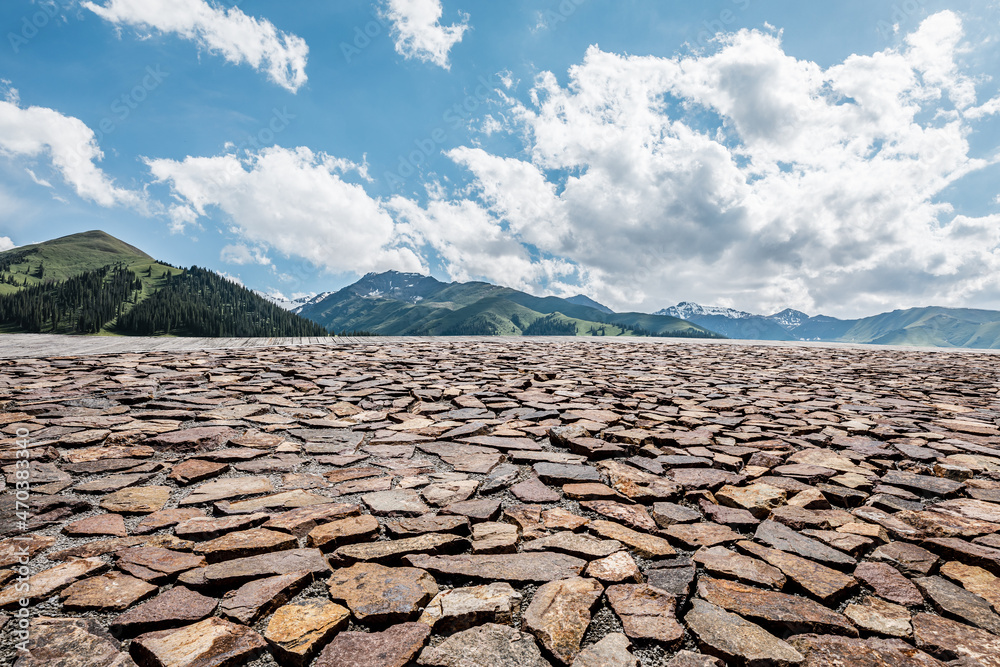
xmin=656 ymin=302 xmax=755 ymax=320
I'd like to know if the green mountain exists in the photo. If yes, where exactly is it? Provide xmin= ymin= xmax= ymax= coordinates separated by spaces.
xmin=0 ymin=231 xmax=326 ymax=337
xmin=836 ymin=307 xmax=1000 ymax=349
xmin=297 ymin=271 xmax=720 ymax=338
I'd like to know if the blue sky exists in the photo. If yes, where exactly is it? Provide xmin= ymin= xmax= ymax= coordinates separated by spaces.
xmin=1 ymin=0 xmax=999 ymax=317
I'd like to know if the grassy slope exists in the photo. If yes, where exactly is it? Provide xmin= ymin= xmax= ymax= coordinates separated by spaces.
xmin=839 ymin=307 xmax=1000 ymax=348
xmin=299 ymin=277 xmax=715 ymax=337
xmin=0 ymin=230 xmax=184 ymax=333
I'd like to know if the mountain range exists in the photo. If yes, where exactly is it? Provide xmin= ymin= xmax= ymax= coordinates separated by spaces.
xmin=3 ymin=231 xmax=1000 ymax=348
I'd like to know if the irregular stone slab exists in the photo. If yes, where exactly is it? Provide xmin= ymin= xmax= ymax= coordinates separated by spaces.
xmin=422 ymin=480 xmax=479 ymax=506
xmin=217 ymin=489 xmax=335 ymax=514
xmin=511 ymin=477 xmax=561 ymax=503
xmin=716 ymin=483 xmax=787 ymax=518
xmin=130 ymin=617 xmax=267 ymax=666
xmin=664 ymin=650 xmax=724 ymax=667
xmin=405 ymin=552 xmax=587 ymax=583
xmin=534 ymin=462 xmax=601 ymax=485
xmin=333 ymin=532 xmax=467 ymax=563
xmin=921 ymin=537 xmax=1000 ymax=576
xmin=180 ymin=548 xmax=330 ymax=589
xmin=174 ymin=513 xmax=270 ymax=541
xmin=480 ymin=463 xmax=520 ymax=494
xmin=650 ymin=502 xmax=702 ymax=527
xmin=384 ymin=517 xmax=467 ymax=540
xmin=146 ymin=426 xmax=238 ymax=451
xmin=327 ymin=562 xmax=438 ymax=623
xmin=542 ymin=507 xmax=590 ymax=531
xmin=194 ymin=528 xmax=298 ymax=563
xmin=441 ymin=498 xmax=503 ymax=522
xmin=362 ymin=489 xmax=430 ymax=516
xmin=14 ymin=617 xmax=136 ymax=667
xmin=572 ymin=633 xmax=636 ymax=667
xmin=63 ymin=513 xmax=128 ymax=537
xmin=854 ymin=562 xmax=924 ymax=606
xmin=645 ymin=557 xmax=696 ymax=596
xmin=870 ymin=541 xmax=939 ymax=576
xmin=524 ymin=532 xmax=623 ymax=560
xmin=220 ymin=571 xmax=312 ymax=625
xmin=167 ymin=459 xmax=229 ymax=485
xmin=843 ymin=596 xmax=912 ymax=637
xmin=606 ymin=583 xmax=684 ymax=645
xmin=0 ymin=557 xmax=107 ymax=608
xmin=930 ymin=498 xmax=1000 ymax=524
xmin=788 ymin=634 xmax=943 ymax=667
xmin=134 ymin=508 xmax=206 ymax=535
xmin=880 ymin=470 xmax=964 ymax=496
xmin=265 ymin=600 xmax=350 ymax=667
xmin=418 ymin=582 xmax=522 ymax=632
xmin=911 ymin=612 xmax=1000 ymax=666
xmin=697 ymin=577 xmax=858 ymax=637
xmin=585 ymin=551 xmax=642 ymax=583
xmin=471 ymin=522 xmax=519 ymax=554
xmin=110 ymin=586 xmax=218 ymax=637
xmin=588 ymin=520 xmax=675 ymax=557
xmin=693 ymin=545 xmax=786 ymax=588
xmin=755 ymin=519 xmax=856 ymax=568
xmin=523 ymin=577 xmax=603 ymax=665
xmin=179 ymin=476 xmax=273 ymax=505
xmin=685 ymin=598 xmax=805 ymax=666
xmin=664 ymin=522 xmax=741 ymax=549
xmin=417 ymin=623 xmax=550 ymax=667
xmin=737 ymin=540 xmax=858 ymax=602
xmin=914 ymin=575 xmax=1000 ymax=634
xmin=117 ymin=547 xmax=205 ymax=584
xmin=100 ymin=486 xmax=171 ymax=514
xmin=0 ymin=534 xmax=55 ymax=567
xmin=307 ymin=514 xmax=380 ymax=551
xmin=939 ymin=560 xmax=1000 ymax=612
xmin=314 ymin=622 xmax=431 ymax=667
xmin=579 ymin=501 xmax=656 ymax=532
xmin=60 ymin=571 xmax=157 ymax=611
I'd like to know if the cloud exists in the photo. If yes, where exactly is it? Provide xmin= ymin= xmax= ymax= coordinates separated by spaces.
xmin=220 ymin=243 xmax=270 ymax=266
xmin=83 ymin=0 xmax=308 ymax=92
xmin=426 ymin=10 xmax=1000 ymax=317
xmin=147 ymin=146 xmax=424 ymax=275
xmin=0 ymin=237 xmax=15 ymax=252
xmin=382 ymin=0 xmax=468 ymax=69
xmin=0 ymin=90 xmax=145 ymax=209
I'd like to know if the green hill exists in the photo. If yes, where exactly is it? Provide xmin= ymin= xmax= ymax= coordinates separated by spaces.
xmin=297 ymin=271 xmax=721 ymax=338
xmin=839 ymin=307 xmax=1000 ymax=349
xmin=0 ymin=231 xmax=326 ymax=338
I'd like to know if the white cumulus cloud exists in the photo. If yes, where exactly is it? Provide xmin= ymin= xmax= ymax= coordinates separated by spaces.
xmin=220 ymin=243 xmax=271 ymax=266
xmin=83 ymin=0 xmax=308 ymax=92
xmin=382 ymin=0 xmax=468 ymax=69
xmin=0 ymin=237 xmax=15 ymax=252
xmin=146 ymin=146 xmax=424 ymax=276
xmin=428 ymin=10 xmax=1000 ymax=317
xmin=0 ymin=90 xmax=145 ymax=209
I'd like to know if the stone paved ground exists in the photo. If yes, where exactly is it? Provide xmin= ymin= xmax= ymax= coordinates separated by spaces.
xmin=0 ymin=339 xmax=999 ymax=666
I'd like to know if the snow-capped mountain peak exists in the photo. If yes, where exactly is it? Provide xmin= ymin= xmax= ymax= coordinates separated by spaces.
xmin=768 ymin=308 xmax=810 ymax=329
xmin=656 ymin=302 xmax=755 ymax=320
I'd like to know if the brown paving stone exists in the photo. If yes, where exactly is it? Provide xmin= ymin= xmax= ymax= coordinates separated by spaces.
xmin=60 ymin=571 xmax=157 ymax=611
xmin=110 ymin=586 xmax=218 ymax=637
xmin=606 ymin=583 xmax=684 ymax=645
xmin=314 ymin=622 xmax=431 ymax=667
xmin=14 ymin=617 xmax=136 ymax=667
xmin=265 ymin=600 xmax=350 ymax=667
xmin=219 ymin=571 xmax=312 ymax=625
xmin=523 ymin=577 xmax=603 ymax=664
xmin=130 ymin=616 xmax=267 ymax=666
xmin=327 ymin=562 xmax=438 ymax=623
